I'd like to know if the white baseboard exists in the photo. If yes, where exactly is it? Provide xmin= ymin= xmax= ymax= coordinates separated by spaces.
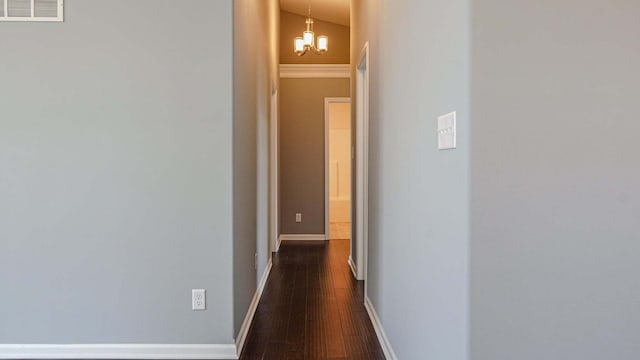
xmin=364 ymin=296 xmax=398 ymax=360
xmin=279 ymin=234 xmax=327 ymax=241
xmin=2 ymin=260 xmax=276 ymax=360
xmin=234 ymin=257 xmax=273 ymax=357
xmin=0 ymin=344 xmax=237 ymax=359
xmin=347 ymin=256 xmax=357 ymax=279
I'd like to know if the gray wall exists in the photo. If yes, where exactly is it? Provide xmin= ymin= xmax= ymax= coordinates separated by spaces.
xmin=351 ymin=0 xmax=471 ymax=358
xmin=279 ymin=78 xmax=350 ymax=235
xmin=470 ymin=1 xmax=640 ymax=359
xmin=280 ymin=11 xmax=350 ymax=65
xmin=0 ymin=0 xmax=234 ymax=344
xmin=233 ymin=0 xmax=279 ymax=338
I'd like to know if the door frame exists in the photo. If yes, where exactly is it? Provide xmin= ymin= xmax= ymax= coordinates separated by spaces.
xmin=354 ymin=42 xmax=370 ymax=282
xmin=269 ymin=87 xmax=280 ymax=253
xmin=324 ymin=97 xmax=352 ymax=241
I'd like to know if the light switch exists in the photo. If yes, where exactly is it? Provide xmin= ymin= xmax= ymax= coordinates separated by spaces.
xmin=438 ymin=111 xmax=457 ymax=150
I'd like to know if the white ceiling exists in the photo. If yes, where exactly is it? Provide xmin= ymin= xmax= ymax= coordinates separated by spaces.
xmin=280 ymin=0 xmax=350 ymax=27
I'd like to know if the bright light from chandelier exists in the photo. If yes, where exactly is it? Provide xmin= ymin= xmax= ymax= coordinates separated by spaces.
xmin=293 ymin=1 xmax=328 ymax=56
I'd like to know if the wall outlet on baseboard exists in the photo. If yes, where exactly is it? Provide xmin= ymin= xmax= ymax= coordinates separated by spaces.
xmin=296 ymin=213 xmax=302 ymax=223
xmin=192 ymin=289 xmax=206 ymax=311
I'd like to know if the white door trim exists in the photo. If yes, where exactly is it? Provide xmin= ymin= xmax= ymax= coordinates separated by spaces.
xmin=324 ymin=97 xmax=352 ymax=241
xmin=269 ymin=87 xmax=280 ymax=253
xmin=354 ymin=43 xmax=370 ymax=283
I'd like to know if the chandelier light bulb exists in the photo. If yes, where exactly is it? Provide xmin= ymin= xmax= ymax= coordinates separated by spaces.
xmin=293 ymin=2 xmax=328 ymax=56
xmin=303 ymin=31 xmax=314 ymax=46
xmin=294 ymin=37 xmax=305 ymax=53
xmin=317 ymin=36 xmax=328 ymax=52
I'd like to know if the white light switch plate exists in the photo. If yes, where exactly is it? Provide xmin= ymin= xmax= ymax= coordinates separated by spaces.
xmin=438 ymin=111 xmax=457 ymax=150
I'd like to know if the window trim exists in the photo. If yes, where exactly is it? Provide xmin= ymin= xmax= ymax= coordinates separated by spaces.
xmin=1 ymin=0 xmax=63 ymax=22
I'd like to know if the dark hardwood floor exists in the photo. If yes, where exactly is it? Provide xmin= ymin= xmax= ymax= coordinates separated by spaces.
xmin=240 ymin=239 xmax=385 ymax=359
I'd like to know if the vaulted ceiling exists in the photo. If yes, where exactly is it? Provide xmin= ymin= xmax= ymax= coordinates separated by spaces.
xmin=280 ymin=0 xmax=350 ymax=27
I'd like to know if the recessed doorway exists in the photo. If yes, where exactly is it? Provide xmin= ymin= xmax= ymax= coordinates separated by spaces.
xmin=324 ymin=97 xmax=352 ymax=244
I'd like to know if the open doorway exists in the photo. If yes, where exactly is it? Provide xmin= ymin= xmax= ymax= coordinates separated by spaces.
xmin=324 ymin=98 xmax=352 ymax=243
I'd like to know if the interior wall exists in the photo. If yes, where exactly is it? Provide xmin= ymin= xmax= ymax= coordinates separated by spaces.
xmin=470 ymin=1 xmax=640 ymax=359
xmin=351 ymin=0 xmax=471 ymax=358
xmin=264 ymin=0 xmax=280 ymax=280
xmin=279 ymin=78 xmax=350 ymax=235
xmin=0 ymin=0 xmax=234 ymax=344
xmin=329 ymin=102 xmax=351 ymax=223
xmin=280 ymin=10 xmax=350 ymax=64
xmin=233 ymin=0 xmax=279 ymax=338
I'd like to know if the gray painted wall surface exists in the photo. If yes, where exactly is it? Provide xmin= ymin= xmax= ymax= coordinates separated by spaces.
xmin=279 ymin=78 xmax=350 ymax=235
xmin=470 ymin=1 xmax=640 ymax=359
xmin=233 ymin=0 xmax=279 ymax=338
xmin=352 ymin=0 xmax=470 ymax=358
xmin=0 ymin=0 xmax=234 ymax=344
xmin=233 ymin=0 xmax=258 ymax=338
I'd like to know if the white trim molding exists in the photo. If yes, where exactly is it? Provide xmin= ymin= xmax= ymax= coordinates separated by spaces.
xmin=354 ymin=42 xmax=370 ymax=283
xmin=280 ymin=64 xmax=350 ymax=78
xmin=269 ymin=87 xmax=280 ymax=254
xmin=347 ymin=256 xmax=358 ymax=279
xmin=279 ymin=234 xmax=327 ymax=241
xmin=0 ymin=344 xmax=237 ymax=359
xmin=235 ymin=258 xmax=273 ymax=357
xmin=364 ymin=296 xmax=398 ymax=360
xmin=275 ymin=236 xmax=282 ymax=252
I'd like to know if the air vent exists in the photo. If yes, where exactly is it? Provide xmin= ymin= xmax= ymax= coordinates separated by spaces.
xmin=1 ymin=0 xmax=63 ymax=21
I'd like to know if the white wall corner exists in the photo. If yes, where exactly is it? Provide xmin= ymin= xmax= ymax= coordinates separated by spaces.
xmin=364 ymin=296 xmax=398 ymax=360
xmin=234 ymin=258 xmax=273 ymax=357
xmin=0 ymin=344 xmax=238 ymax=359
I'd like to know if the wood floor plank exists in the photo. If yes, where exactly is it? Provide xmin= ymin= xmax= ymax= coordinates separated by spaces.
xmin=263 ymin=342 xmax=288 ymax=359
xmin=323 ymin=299 xmax=348 ymax=359
xmin=239 ymin=239 xmax=386 ymax=359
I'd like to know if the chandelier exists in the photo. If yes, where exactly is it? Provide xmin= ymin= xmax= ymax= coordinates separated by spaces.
xmin=294 ymin=1 xmax=328 ymax=56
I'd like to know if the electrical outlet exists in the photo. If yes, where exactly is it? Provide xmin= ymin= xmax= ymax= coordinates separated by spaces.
xmin=438 ymin=111 xmax=457 ymax=150
xmin=296 ymin=213 xmax=302 ymax=223
xmin=192 ymin=289 xmax=206 ymax=311
xmin=254 ymin=253 xmax=258 ymax=270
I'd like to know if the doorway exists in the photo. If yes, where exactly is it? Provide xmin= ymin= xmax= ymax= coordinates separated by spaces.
xmin=324 ymin=98 xmax=352 ymax=244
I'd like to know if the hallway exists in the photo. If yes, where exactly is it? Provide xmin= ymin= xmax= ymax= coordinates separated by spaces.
xmin=240 ymin=240 xmax=385 ymax=359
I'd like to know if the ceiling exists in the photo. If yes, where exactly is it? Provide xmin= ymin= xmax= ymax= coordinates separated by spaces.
xmin=280 ymin=0 xmax=350 ymax=27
